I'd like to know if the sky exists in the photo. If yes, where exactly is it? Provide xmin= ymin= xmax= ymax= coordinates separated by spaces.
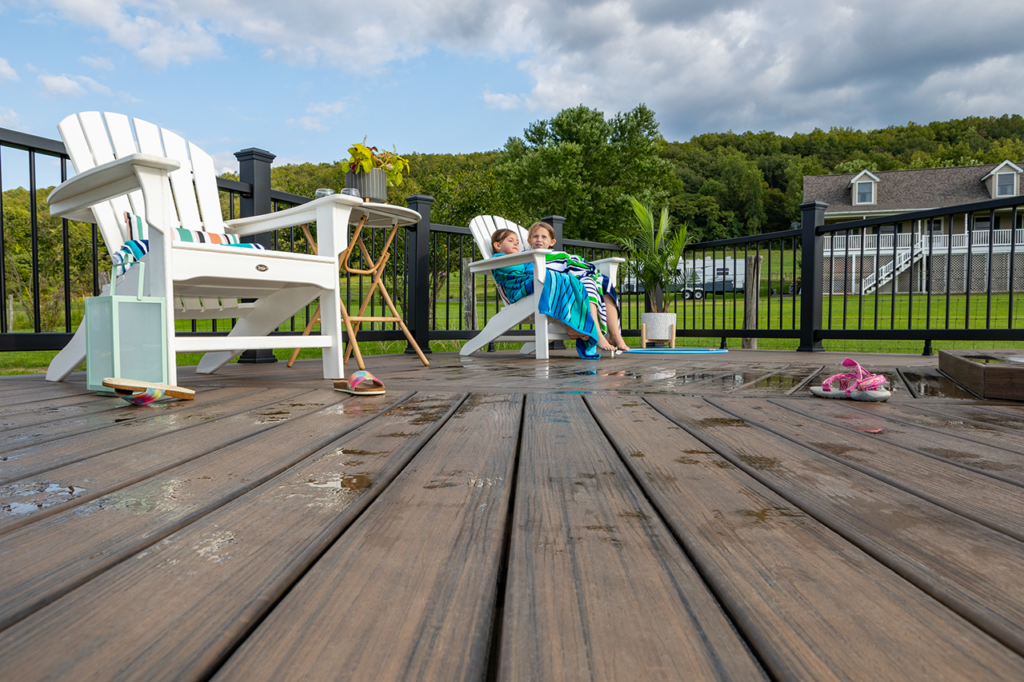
xmin=3 ymin=0 xmax=1024 ymax=186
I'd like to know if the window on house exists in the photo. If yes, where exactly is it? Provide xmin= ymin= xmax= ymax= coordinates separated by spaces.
xmin=856 ymin=181 xmax=874 ymax=204
xmin=997 ymin=172 xmax=1015 ymax=196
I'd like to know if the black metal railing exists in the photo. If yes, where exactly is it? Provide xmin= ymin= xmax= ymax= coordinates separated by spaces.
xmin=3 ymin=123 xmax=1021 ymax=358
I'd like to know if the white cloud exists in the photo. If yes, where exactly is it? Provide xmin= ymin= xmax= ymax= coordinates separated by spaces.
xmin=0 ymin=57 xmax=18 ymax=82
xmin=39 ymin=73 xmax=111 ymax=96
xmin=483 ymin=91 xmax=524 ymax=110
xmin=80 ymin=55 xmax=114 ymax=70
xmin=0 ymin=106 xmax=22 ymax=129
xmin=307 ymin=101 xmax=346 ymax=117
xmin=38 ymin=0 xmax=1024 ymax=139
xmin=39 ymin=73 xmax=86 ymax=95
xmin=288 ymin=115 xmax=327 ymax=132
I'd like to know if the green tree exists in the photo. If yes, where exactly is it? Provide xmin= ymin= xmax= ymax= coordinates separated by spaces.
xmin=496 ymin=104 xmax=674 ymax=241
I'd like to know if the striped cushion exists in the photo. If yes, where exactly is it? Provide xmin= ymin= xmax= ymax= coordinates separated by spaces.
xmin=113 ymin=213 xmax=266 ymax=275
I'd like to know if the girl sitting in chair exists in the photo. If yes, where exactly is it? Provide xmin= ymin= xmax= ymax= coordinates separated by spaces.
xmin=490 ymin=224 xmax=628 ymax=358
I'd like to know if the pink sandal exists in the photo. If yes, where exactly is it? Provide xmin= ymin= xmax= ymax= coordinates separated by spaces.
xmin=810 ymin=358 xmax=890 ymax=401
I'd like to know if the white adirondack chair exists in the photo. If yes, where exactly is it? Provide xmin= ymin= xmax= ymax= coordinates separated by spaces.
xmin=45 ymin=111 xmax=371 ymax=385
xmin=461 ymin=215 xmax=623 ymax=359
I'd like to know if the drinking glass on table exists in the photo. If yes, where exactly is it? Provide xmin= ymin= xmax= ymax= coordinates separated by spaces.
xmin=314 ymin=188 xmax=335 ymax=199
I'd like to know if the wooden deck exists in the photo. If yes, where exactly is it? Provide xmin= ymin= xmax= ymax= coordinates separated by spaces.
xmin=1 ymin=349 xmax=1023 ymax=681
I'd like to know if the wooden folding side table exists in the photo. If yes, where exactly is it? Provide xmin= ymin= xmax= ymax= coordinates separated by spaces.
xmin=288 ymin=202 xmax=429 ymax=370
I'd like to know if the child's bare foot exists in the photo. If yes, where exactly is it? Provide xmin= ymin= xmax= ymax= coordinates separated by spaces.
xmin=596 ymin=334 xmax=615 ymax=352
xmin=608 ymin=332 xmax=629 ymax=352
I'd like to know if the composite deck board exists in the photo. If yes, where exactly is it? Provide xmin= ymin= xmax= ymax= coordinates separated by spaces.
xmin=776 ymin=398 xmax=1024 ymax=486
xmin=0 ymin=388 xmax=338 ymax=533
xmin=0 ymin=386 xmax=238 ymax=453
xmin=499 ymin=393 xmax=765 ymax=682
xmin=843 ymin=400 xmax=1024 ymax=454
xmin=711 ymin=397 xmax=1024 ymax=539
xmin=0 ymin=393 xmax=109 ymax=418
xmin=585 ymin=394 xmax=1024 ymax=680
xmin=213 ymin=393 xmax=522 ymax=682
xmin=647 ymin=396 xmax=1024 ymax=658
xmin=0 ymin=387 xmax=282 ymax=485
xmin=0 ymin=383 xmax=93 ymax=407
xmin=0 ymin=390 xmax=405 ymax=634
xmin=0 ymin=392 xmax=464 ymax=681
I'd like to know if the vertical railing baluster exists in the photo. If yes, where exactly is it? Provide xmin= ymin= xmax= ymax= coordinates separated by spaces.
xmin=842 ymin=227 xmax=850 ymax=331
xmin=965 ymin=212 xmax=974 ymax=328
xmin=61 ymin=157 xmax=71 ymax=332
xmin=29 ymin=150 xmax=40 ymax=332
xmin=858 ymin=226 xmax=866 ymax=330
xmin=890 ymin=223 xmax=899 ymax=332
xmin=986 ymin=208 xmax=995 ymax=328
xmin=0 ymin=148 xmax=5 ymax=333
xmin=1010 ymin=206 xmax=1019 ymax=330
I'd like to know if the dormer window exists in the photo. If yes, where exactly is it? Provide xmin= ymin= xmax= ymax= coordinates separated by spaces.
xmin=997 ymin=172 xmax=1016 ymax=196
xmin=856 ymin=181 xmax=874 ymax=204
xmin=849 ymin=170 xmax=879 ymax=206
xmin=983 ymin=160 xmax=1022 ymax=198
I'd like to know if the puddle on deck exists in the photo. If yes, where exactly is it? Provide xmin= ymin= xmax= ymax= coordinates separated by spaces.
xmin=750 ymin=368 xmax=819 ymax=394
xmin=900 ymin=369 xmax=978 ymax=399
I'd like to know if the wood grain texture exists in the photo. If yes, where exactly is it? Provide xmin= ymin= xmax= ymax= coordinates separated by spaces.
xmin=0 ymin=390 xmax=403 ymax=634
xmin=0 ymin=387 xmax=277 ymax=485
xmin=771 ymin=398 xmax=1024 ymax=486
xmin=712 ymin=397 xmax=1024 ymax=540
xmin=844 ymin=400 xmax=1024 ymax=454
xmin=0 ymin=383 xmax=92 ymax=407
xmin=0 ymin=388 xmax=332 ymax=532
xmin=0 ymin=392 xmax=463 ymax=682
xmin=500 ymin=393 xmax=765 ymax=682
xmin=212 ymin=393 xmax=523 ymax=682
xmin=647 ymin=395 xmax=1024 ymax=663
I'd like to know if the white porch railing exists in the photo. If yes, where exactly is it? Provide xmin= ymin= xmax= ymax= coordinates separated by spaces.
xmin=824 ymin=227 xmax=1024 ymax=254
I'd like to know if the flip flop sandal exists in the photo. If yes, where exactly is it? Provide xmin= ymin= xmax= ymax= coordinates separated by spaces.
xmin=809 ymin=358 xmax=890 ymax=401
xmin=334 ymin=370 xmax=386 ymax=395
xmin=102 ymin=378 xmax=195 ymax=405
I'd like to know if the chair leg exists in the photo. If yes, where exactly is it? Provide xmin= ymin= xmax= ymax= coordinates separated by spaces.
xmin=45 ymin=325 xmax=87 ymax=382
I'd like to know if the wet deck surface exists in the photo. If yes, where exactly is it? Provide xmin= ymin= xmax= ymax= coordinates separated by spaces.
xmin=1 ymin=349 xmax=1023 ymax=681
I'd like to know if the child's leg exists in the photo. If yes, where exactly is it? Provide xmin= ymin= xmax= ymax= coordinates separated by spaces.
xmin=588 ymin=302 xmax=615 ymax=351
xmin=604 ymin=295 xmax=629 ymax=351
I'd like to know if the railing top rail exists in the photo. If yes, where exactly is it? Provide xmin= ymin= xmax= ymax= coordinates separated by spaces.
xmin=430 ymin=223 xmax=472 ymax=235
xmin=561 ymin=237 xmax=621 ymax=250
xmin=689 ymin=228 xmax=801 ymax=250
xmin=817 ymin=194 xmax=1024 ymax=234
xmin=217 ymin=177 xmax=251 ymax=195
xmin=269 ymin=189 xmax=310 ymax=205
xmin=0 ymin=126 xmax=67 ymax=156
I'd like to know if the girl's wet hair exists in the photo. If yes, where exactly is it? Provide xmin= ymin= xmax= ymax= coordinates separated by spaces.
xmin=527 ymin=222 xmax=555 ymax=240
xmin=491 ymin=228 xmax=517 ymax=248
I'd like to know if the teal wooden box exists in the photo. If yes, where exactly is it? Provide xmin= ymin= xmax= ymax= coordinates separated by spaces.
xmin=85 ymin=262 xmax=168 ymax=394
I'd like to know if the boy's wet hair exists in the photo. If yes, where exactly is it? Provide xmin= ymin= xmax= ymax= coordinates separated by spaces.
xmin=527 ymin=222 xmax=555 ymax=240
xmin=491 ymin=228 xmax=517 ymax=248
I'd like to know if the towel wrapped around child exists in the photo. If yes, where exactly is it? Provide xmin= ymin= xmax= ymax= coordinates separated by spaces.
xmin=490 ymin=251 xmax=618 ymax=359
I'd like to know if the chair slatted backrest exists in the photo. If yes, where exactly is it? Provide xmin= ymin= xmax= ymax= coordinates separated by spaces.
xmin=468 ymin=215 xmax=528 ymax=259
xmin=468 ymin=215 xmax=531 ymax=307
xmin=57 ymin=112 xmax=227 ymax=254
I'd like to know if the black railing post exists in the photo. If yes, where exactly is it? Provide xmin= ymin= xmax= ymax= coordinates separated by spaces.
xmin=235 ymin=148 xmax=278 ymax=363
xmin=541 ymin=215 xmax=565 ymax=244
xmin=405 ymin=195 xmax=434 ymax=355
xmin=797 ymin=201 xmax=826 ymax=352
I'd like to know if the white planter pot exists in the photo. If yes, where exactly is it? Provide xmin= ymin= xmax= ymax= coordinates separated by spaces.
xmin=640 ymin=311 xmax=675 ymax=347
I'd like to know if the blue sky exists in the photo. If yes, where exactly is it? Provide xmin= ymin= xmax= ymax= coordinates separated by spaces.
xmin=4 ymin=0 xmax=1024 ymax=188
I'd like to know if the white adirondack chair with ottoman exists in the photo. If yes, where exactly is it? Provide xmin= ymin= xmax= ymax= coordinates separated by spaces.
xmin=461 ymin=215 xmax=623 ymax=359
xmin=46 ymin=112 xmax=415 ymax=385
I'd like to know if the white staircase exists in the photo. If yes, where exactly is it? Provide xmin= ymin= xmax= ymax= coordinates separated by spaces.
xmin=861 ymin=237 xmax=927 ymax=294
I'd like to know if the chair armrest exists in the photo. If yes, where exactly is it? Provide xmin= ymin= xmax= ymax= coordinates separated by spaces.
xmin=47 ymin=154 xmax=180 ymax=222
xmin=468 ymin=250 xmax=551 ymax=274
xmin=224 ymin=194 xmax=365 ymax=237
xmin=592 ymin=256 xmax=625 ymax=279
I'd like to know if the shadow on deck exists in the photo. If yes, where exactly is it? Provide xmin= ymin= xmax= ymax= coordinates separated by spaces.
xmin=1 ymin=349 xmax=1022 ymax=680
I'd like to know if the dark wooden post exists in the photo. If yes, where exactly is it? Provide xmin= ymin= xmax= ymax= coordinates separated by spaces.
xmin=541 ymin=215 xmax=565 ymax=244
xmin=405 ymin=195 xmax=434 ymax=356
xmin=742 ymin=254 xmax=762 ymax=349
xmin=797 ymin=201 xmax=826 ymax=352
xmin=235 ymin=148 xmax=278 ymax=363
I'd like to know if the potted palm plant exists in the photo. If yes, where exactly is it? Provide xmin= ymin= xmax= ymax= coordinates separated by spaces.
xmin=345 ymin=139 xmax=410 ymax=202
xmin=612 ymin=196 xmax=690 ymax=346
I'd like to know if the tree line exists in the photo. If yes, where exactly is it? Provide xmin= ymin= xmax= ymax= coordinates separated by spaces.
xmin=6 ymin=109 xmax=1024 ymax=331
xmin=266 ymin=108 xmax=1024 ymax=243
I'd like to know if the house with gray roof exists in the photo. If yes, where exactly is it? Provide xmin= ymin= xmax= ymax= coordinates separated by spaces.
xmin=803 ymin=162 xmax=1024 ymax=295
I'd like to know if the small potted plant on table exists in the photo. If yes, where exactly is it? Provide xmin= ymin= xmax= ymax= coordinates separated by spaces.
xmin=345 ymin=139 xmax=409 ymax=202
xmin=611 ymin=196 xmax=691 ymax=347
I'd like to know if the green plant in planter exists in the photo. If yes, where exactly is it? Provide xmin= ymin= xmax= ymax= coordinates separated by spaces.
xmin=610 ymin=196 xmax=691 ymax=313
xmin=346 ymin=138 xmax=410 ymax=187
